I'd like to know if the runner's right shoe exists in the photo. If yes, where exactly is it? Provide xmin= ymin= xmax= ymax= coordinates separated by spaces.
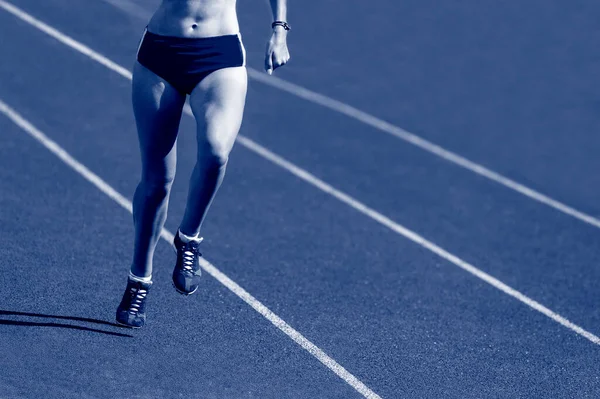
xmin=116 ymin=277 xmax=152 ymax=328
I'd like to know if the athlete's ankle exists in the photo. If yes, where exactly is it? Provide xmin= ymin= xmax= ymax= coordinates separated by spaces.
xmin=129 ymin=270 xmax=152 ymax=283
xmin=178 ymin=229 xmax=202 ymax=243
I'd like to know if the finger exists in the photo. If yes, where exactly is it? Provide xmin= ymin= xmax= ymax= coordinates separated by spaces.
xmin=274 ymin=60 xmax=287 ymax=69
xmin=271 ymin=54 xmax=282 ymax=71
xmin=265 ymin=51 xmax=274 ymax=74
xmin=273 ymin=55 xmax=287 ymax=69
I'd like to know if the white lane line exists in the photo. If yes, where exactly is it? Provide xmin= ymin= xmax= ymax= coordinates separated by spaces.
xmin=0 ymin=0 xmax=598 ymax=349
xmin=98 ymin=0 xmax=152 ymax=20
xmin=0 ymin=0 xmax=132 ymax=80
xmin=245 ymin=71 xmax=600 ymax=232
xmin=97 ymin=0 xmax=600 ymax=232
xmin=237 ymin=136 xmax=600 ymax=347
xmin=0 ymin=98 xmax=382 ymax=399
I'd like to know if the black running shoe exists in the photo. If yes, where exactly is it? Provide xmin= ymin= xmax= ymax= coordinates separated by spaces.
xmin=116 ymin=277 xmax=152 ymax=328
xmin=172 ymin=232 xmax=203 ymax=295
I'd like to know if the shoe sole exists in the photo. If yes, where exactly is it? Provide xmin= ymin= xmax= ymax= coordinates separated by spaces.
xmin=172 ymin=281 xmax=198 ymax=296
xmin=115 ymin=319 xmax=144 ymax=329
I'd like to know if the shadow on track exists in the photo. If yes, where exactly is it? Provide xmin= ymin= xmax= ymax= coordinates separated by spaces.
xmin=0 ymin=310 xmax=134 ymax=338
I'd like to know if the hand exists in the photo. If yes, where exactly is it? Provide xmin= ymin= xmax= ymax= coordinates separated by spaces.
xmin=265 ymin=28 xmax=290 ymax=75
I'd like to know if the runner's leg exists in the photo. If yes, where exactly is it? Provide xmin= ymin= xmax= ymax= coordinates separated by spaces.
xmin=130 ymin=61 xmax=186 ymax=278
xmin=178 ymin=65 xmax=248 ymax=236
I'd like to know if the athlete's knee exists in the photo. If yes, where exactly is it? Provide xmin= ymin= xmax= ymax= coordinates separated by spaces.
xmin=138 ymin=172 xmax=175 ymax=201
xmin=198 ymin=139 xmax=230 ymax=169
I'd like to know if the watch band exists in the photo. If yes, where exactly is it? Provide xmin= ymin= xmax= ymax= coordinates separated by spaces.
xmin=272 ymin=21 xmax=291 ymax=31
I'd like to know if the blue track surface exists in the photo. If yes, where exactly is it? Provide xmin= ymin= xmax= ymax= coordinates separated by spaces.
xmin=1 ymin=0 xmax=600 ymax=398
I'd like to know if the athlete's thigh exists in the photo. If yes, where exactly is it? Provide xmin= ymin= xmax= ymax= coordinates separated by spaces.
xmin=188 ymin=66 xmax=248 ymax=157
xmin=132 ymin=61 xmax=187 ymax=168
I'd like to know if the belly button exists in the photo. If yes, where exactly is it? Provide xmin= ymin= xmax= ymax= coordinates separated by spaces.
xmin=191 ymin=23 xmax=198 ymax=29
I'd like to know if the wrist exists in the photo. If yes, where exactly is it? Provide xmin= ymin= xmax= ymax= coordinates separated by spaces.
xmin=272 ymin=26 xmax=288 ymax=36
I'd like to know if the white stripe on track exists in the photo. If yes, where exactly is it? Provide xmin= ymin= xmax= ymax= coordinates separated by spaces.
xmin=245 ymin=70 xmax=600 ymax=231
xmin=98 ymin=0 xmax=600 ymax=232
xmin=0 ymin=0 xmax=598 ymax=366
xmin=0 ymin=1 xmax=133 ymax=81
xmin=0 ymin=98 xmax=382 ymax=399
xmin=236 ymin=136 xmax=600 ymax=346
xmin=98 ymin=0 xmax=151 ymax=21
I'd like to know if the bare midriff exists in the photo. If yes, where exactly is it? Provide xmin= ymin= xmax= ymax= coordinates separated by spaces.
xmin=148 ymin=0 xmax=239 ymax=38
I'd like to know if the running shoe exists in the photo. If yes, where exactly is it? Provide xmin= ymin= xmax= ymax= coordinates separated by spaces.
xmin=116 ymin=277 xmax=152 ymax=328
xmin=172 ymin=232 xmax=203 ymax=295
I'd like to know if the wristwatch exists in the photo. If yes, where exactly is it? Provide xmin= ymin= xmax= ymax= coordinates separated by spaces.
xmin=272 ymin=21 xmax=291 ymax=31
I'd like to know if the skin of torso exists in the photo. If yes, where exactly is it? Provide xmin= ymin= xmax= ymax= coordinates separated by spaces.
xmin=148 ymin=0 xmax=240 ymax=38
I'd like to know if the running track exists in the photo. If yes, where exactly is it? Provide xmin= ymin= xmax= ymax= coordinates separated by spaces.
xmin=1 ymin=0 xmax=600 ymax=398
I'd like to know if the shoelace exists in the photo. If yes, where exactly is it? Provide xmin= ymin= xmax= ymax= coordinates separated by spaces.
xmin=127 ymin=287 xmax=147 ymax=315
xmin=181 ymin=242 xmax=199 ymax=273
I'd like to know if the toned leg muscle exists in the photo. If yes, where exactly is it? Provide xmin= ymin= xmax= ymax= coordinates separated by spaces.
xmin=179 ymin=66 xmax=248 ymax=236
xmin=131 ymin=61 xmax=186 ymax=277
